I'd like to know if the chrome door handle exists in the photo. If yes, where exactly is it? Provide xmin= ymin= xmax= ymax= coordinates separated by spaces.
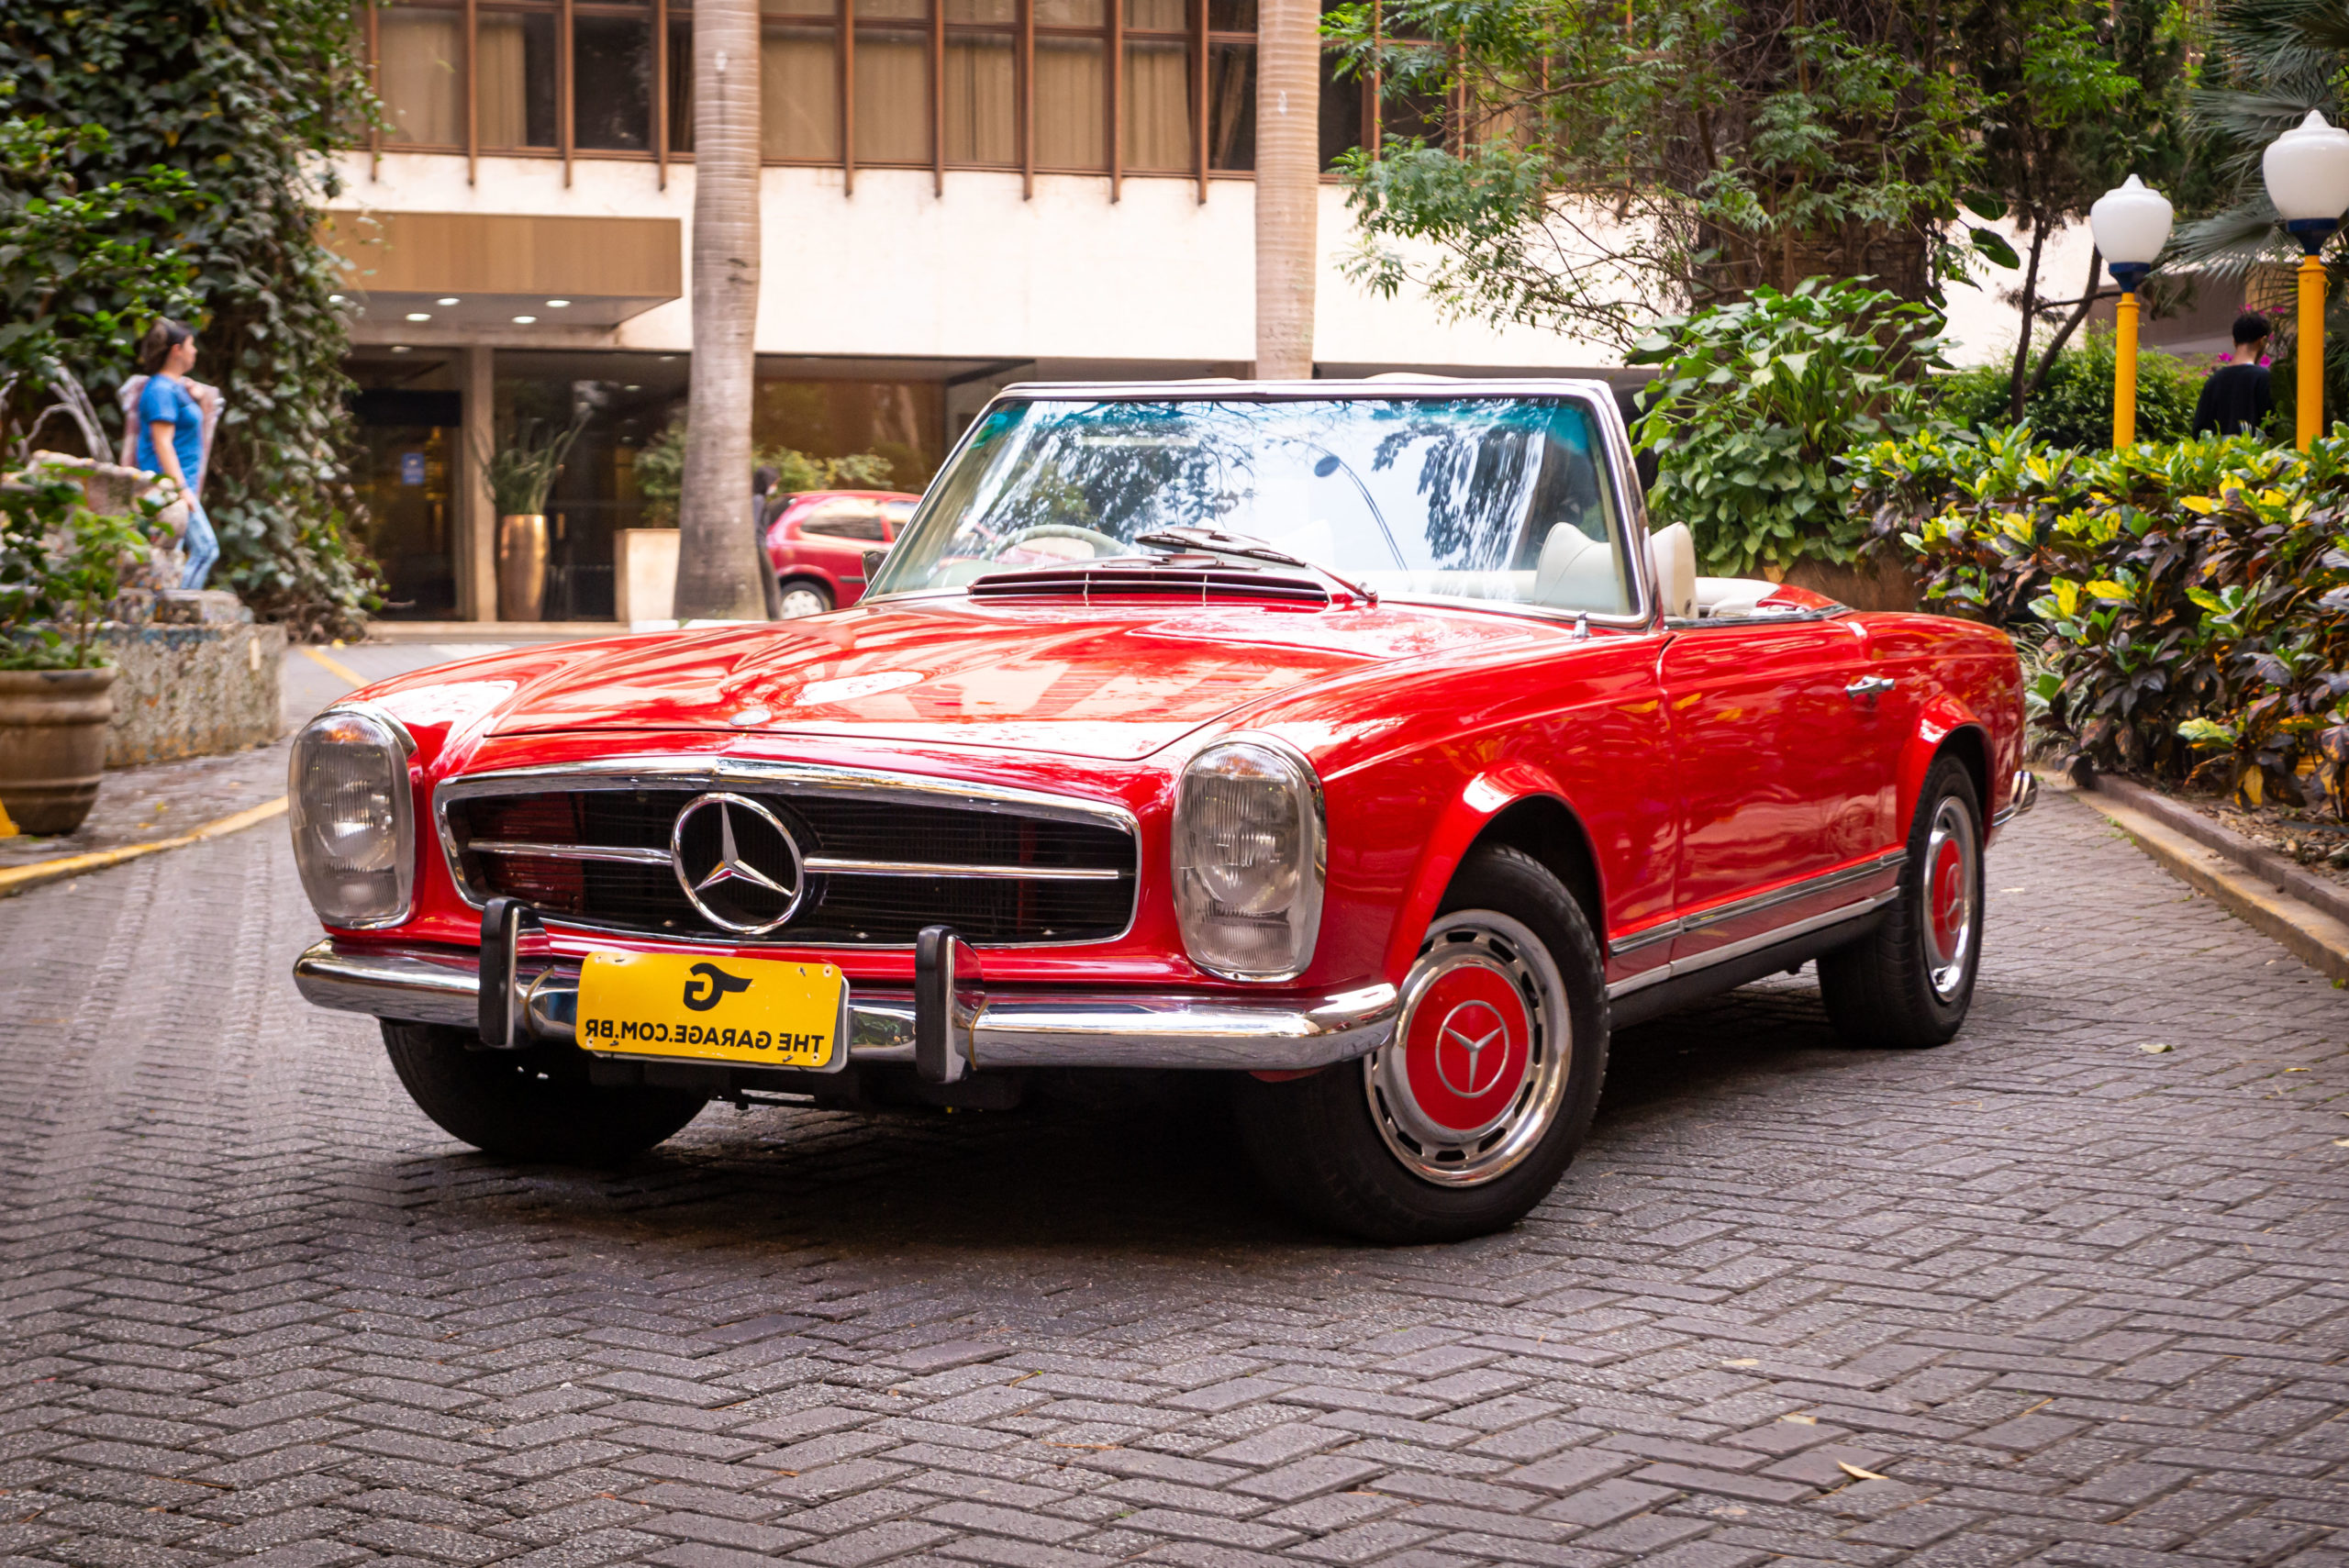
xmin=1845 ymin=675 xmax=1896 ymax=699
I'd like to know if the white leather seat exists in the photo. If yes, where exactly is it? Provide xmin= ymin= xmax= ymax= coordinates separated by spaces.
xmin=1647 ymin=523 xmax=1696 ymax=620
xmin=1532 ymin=526 xmax=1621 ymax=611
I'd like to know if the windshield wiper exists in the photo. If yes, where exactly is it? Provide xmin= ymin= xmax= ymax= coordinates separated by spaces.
xmin=1134 ymin=527 xmax=1379 ymax=606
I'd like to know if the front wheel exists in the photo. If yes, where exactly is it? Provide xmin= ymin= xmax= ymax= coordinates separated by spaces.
xmin=777 ymin=579 xmax=834 ymax=618
xmin=1235 ymin=845 xmax=1609 ymax=1243
xmin=383 ymin=1021 xmax=707 ymax=1163
xmin=1817 ymin=755 xmax=1984 ymax=1049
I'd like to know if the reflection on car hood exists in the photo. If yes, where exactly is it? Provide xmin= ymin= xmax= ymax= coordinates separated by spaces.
xmin=455 ymin=596 xmax=1542 ymax=762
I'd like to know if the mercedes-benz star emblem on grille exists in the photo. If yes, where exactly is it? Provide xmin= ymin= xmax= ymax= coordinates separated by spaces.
xmin=669 ymin=792 xmax=806 ymax=934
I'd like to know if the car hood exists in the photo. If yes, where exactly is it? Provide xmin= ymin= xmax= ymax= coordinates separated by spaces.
xmin=430 ymin=596 xmax=1543 ymax=763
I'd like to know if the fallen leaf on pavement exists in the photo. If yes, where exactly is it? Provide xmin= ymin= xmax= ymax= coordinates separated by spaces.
xmin=1780 ymin=1414 xmax=1818 ymax=1425
xmin=2139 ymin=1042 xmax=2173 ymax=1053
xmin=1723 ymin=1358 xmax=1760 ymax=1367
xmin=1837 ymin=1462 xmax=1890 ymax=1481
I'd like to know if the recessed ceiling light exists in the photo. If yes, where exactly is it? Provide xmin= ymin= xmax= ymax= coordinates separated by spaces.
xmin=405 ymin=311 xmax=431 ymax=321
xmin=546 ymin=298 xmax=571 ymax=307
xmin=623 ymin=384 xmax=641 ymax=391
xmin=512 ymin=315 xmax=537 ymax=325
xmin=659 ymin=355 xmax=677 ymax=362
xmin=436 ymin=296 xmax=460 ymax=306
xmin=391 ymin=345 xmax=412 ymax=353
xmin=328 ymin=293 xmax=345 ymax=304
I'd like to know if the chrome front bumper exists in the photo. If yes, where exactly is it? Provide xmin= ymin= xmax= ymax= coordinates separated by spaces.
xmin=292 ymin=937 xmax=1398 ymax=1074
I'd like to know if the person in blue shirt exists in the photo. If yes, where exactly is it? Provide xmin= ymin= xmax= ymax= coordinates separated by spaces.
xmin=133 ymin=319 xmax=220 ymax=589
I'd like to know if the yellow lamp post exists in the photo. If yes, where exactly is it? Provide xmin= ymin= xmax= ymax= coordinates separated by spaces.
xmin=2088 ymin=175 xmax=2175 ymax=449
xmin=2262 ymin=110 xmax=2349 ymax=449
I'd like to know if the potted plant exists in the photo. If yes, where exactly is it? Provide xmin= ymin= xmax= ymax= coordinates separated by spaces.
xmin=480 ymin=415 xmax=584 ymax=622
xmin=0 ymin=472 xmax=146 ymax=833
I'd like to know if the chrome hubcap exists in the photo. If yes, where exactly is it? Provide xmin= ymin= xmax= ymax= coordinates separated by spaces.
xmin=779 ymin=587 xmax=829 ymax=618
xmin=1364 ymin=908 xmax=1570 ymax=1187
xmin=1922 ymin=797 xmax=1978 ymax=1000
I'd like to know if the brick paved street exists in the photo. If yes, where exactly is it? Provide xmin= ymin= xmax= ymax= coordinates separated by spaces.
xmin=3 ymin=794 xmax=2345 ymax=1568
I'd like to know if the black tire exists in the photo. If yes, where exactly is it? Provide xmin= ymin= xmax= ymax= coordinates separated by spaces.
xmin=1235 ymin=845 xmax=1609 ymax=1244
xmin=1818 ymin=755 xmax=1985 ymax=1049
xmin=382 ymin=1021 xmax=708 ymax=1163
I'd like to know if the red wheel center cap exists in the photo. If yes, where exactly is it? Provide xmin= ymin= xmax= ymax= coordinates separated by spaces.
xmin=1402 ymin=964 xmax=1531 ymax=1137
xmin=1931 ymin=842 xmax=1966 ymax=949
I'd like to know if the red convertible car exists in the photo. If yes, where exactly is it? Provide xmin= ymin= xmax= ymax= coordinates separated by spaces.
xmin=290 ymin=380 xmax=2032 ymax=1241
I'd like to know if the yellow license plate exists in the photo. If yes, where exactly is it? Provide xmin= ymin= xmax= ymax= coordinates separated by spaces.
xmin=576 ymin=952 xmax=848 ymax=1070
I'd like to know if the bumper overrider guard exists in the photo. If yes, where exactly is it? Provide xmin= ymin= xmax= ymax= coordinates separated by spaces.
xmin=293 ymin=901 xmax=1400 ymax=1083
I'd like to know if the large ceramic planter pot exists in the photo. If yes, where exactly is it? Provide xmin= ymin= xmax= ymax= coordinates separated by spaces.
xmin=497 ymin=513 xmax=549 ymax=622
xmin=0 ymin=667 xmax=118 ymax=835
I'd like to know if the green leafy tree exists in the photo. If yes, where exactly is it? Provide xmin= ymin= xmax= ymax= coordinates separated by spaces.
xmin=0 ymin=0 xmax=379 ymax=637
xmin=1964 ymin=0 xmax=2188 ymax=421
xmin=1325 ymin=0 xmax=1984 ymax=350
xmin=0 ymin=100 xmax=204 ymax=448
xmin=637 ymin=420 xmax=896 ymax=525
xmin=1936 ymin=327 xmax=2207 ymax=448
xmin=1631 ymin=278 xmax=1952 ymax=574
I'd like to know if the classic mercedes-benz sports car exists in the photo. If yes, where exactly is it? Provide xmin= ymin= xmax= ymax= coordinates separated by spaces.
xmin=290 ymin=379 xmax=2033 ymax=1241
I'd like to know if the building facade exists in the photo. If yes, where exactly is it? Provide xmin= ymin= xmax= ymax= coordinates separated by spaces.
xmin=334 ymin=0 xmax=1617 ymax=620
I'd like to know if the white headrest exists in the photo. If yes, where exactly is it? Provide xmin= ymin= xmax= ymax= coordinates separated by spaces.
xmin=1647 ymin=523 xmax=1696 ymax=620
xmin=1533 ymin=525 xmax=1607 ymax=609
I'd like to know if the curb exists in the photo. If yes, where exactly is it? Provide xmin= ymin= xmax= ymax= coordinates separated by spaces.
xmin=2063 ymin=776 xmax=2349 ymax=981
xmin=0 ymin=795 xmax=289 ymax=898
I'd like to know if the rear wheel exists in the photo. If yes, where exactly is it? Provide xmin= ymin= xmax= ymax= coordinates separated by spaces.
xmin=777 ymin=579 xmax=833 ymax=618
xmin=1818 ymin=755 xmax=1984 ymax=1049
xmin=383 ymin=1021 xmax=707 ymax=1163
xmin=1236 ymin=845 xmax=1609 ymax=1243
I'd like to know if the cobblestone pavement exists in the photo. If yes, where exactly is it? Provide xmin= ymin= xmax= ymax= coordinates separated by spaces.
xmin=3 ymin=794 xmax=2346 ymax=1568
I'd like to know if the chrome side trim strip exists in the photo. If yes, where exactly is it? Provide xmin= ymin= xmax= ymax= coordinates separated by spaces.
xmin=462 ymin=840 xmax=1129 ymax=883
xmin=1605 ymin=888 xmax=1898 ymax=1000
xmin=1607 ymin=849 xmax=1905 ymax=958
xmin=291 ymin=939 xmax=1395 ymax=1073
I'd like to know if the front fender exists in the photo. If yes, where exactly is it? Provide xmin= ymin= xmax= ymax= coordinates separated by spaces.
xmin=1896 ymin=693 xmax=1989 ymax=837
xmin=1379 ymin=763 xmax=1582 ymax=984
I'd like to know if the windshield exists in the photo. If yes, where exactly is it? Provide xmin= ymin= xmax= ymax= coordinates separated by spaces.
xmin=867 ymin=396 xmax=1638 ymax=615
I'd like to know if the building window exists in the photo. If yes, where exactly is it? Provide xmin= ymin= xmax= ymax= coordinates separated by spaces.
xmin=363 ymin=0 xmax=1403 ymax=183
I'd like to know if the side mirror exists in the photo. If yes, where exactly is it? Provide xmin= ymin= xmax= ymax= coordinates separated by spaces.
xmin=861 ymin=548 xmax=887 ymax=584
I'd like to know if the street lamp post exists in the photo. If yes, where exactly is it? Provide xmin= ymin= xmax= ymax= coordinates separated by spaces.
xmin=2088 ymin=175 xmax=2175 ymax=449
xmin=2262 ymin=110 xmax=2349 ymax=449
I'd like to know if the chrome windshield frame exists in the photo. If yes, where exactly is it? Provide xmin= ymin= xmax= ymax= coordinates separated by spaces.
xmin=866 ymin=379 xmax=1657 ymax=632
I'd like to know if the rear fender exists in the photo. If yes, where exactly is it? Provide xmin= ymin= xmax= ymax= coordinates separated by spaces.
xmin=1897 ymin=694 xmax=1990 ymax=834
xmin=1380 ymin=764 xmax=1583 ymax=984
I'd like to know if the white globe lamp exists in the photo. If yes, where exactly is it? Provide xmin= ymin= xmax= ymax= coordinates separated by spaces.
xmin=2088 ymin=176 xmax=2175 ymax=447
xmin=2264 ymin=111 xmax=2349 ymax=447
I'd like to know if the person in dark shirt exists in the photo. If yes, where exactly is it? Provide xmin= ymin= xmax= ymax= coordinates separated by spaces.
xmin=2193 ymin=311 xmax=2275 ymax=438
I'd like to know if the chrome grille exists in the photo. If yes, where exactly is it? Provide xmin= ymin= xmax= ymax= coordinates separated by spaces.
xmin=440 ymin=768 xmax=1139 ymax=946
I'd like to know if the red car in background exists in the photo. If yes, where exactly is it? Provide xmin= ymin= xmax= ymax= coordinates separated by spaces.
xmin=763 ymin=490 xmax=921 ymax=617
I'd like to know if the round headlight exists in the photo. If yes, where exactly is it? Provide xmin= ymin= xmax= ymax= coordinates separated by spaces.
xmin=1173 ymin=739 xmax=1326 ymax=981
xmin=288 ymin=706 xmax=416 ymax=927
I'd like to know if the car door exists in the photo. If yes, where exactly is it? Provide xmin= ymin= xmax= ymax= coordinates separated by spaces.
xmin=1658 ymin=612 xmax=1895 ymax=966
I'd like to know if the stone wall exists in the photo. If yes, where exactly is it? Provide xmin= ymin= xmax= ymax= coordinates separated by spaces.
xmin=98 ymin=624 xmax=286 ymax=767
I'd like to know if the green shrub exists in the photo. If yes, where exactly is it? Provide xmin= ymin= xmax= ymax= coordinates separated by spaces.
xmin=0 ymin=475 xmax=147 ymax=670
xmin=1853 ymin=426 xmax=2349 ymax=804
xmin=1933 ymin=328 xmax=2207 ymax=450
xmin=1630 ymin=278 xmax=1953 ymax=577
xmin=636 ymin=420 xmax=897 ymax=527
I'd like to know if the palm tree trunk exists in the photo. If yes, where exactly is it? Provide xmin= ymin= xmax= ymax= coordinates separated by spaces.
xmin=674 ymin=0 xmax=764 ymax=620
xmin=1253 ymin=0 xmax=1319 ymax=379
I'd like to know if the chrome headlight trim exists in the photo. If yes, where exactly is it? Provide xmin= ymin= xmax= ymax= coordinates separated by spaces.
xmin=1173 ymin=733 xmax=1328 ymax=983
xmin=287 ymin=702 xmax=417 ymax=929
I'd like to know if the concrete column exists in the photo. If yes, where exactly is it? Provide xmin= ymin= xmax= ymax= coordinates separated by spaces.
xmin=457 ymin=345 xmax=497 ymax=621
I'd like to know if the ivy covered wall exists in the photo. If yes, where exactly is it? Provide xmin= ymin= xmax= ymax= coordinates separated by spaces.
xmin=2 ymin=0 xmax=379 ymax=635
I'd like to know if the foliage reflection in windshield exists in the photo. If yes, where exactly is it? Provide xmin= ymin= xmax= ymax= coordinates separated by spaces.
xmin=867 ymin=397 xmax=1635 ymax=614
